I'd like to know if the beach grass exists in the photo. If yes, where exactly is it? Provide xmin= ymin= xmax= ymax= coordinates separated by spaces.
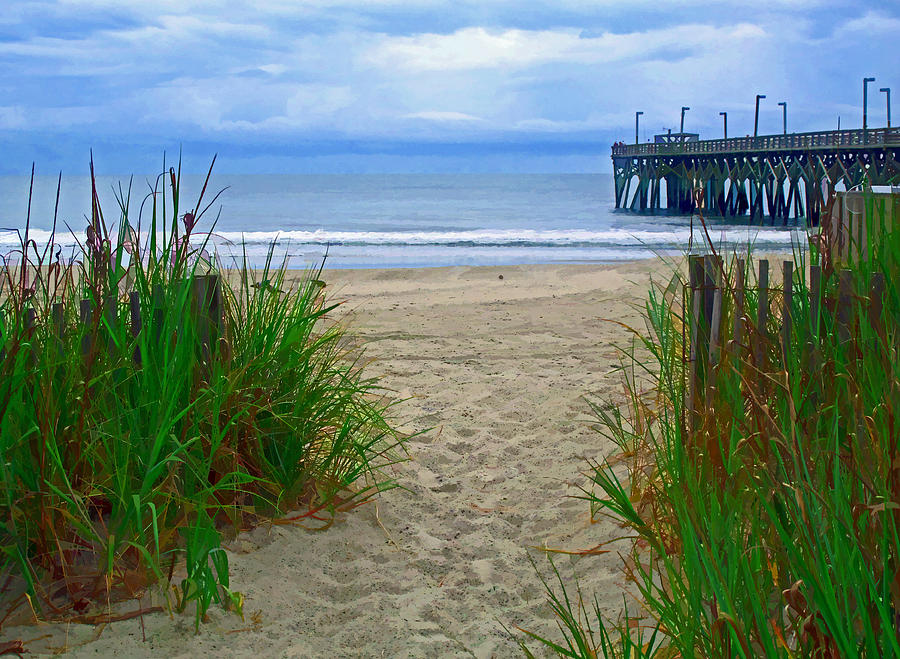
xmin=0 ymin=158 xmax=404 ymax=629
xmin=522 ymin=193 xmax=900 ymax=657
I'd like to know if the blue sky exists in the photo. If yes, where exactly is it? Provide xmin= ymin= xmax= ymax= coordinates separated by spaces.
xmin=1 ymin=0 xmax=898 ymax=175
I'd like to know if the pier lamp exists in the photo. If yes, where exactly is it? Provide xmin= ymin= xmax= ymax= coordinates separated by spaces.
xmin=863 ymin=77 xmax=875 ymax=135
xmin=881 ymin=87 xmax=891 ymax=128
xmin=680 ymin=106 xmax=690 ymax=140
xmin=754 ymin=94 xmax=766 ymax=138
xmin=635 ymin=111 xmax=643 ymax=145
xmin=778 ymin=101 xmax=787 ymax=135
xmin=720 ymin=111 xmax=727 ymax=139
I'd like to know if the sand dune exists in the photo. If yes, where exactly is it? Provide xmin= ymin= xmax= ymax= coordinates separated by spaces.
xmin=9 ymin=259 xmax=670 ymax=658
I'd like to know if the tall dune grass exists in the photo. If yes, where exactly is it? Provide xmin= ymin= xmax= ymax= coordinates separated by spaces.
xmin=522 ymin=192 xmax=900 ymax=657
xmin=0 ymin=158 xmax=404 ymax=629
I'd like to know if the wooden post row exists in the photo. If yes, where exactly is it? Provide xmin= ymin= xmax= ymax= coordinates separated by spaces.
xmin=3 ymin=276 xmax=227 ymax=369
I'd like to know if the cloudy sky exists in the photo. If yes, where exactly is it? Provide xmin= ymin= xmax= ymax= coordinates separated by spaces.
xmin=1 ymin=0 xmax=898 ymax=174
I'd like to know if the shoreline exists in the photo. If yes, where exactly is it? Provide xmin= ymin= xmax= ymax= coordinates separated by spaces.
xmin=12 ymin=258 xmax=671 ymax=656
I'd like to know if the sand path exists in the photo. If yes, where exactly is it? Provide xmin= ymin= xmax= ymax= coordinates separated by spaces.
xmin=14 ymin=260 xmax=664 ymax=657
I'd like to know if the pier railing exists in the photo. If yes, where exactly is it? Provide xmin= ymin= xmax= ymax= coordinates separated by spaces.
xmin=613 ymin=127 xmax=900 ymax=158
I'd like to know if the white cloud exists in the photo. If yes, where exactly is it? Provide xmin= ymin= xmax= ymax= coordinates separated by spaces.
xmin=405 ymin=111 xmax=482 ymax=121
xmin=366 ymin=23 xmax=766 ymax=72
xmin=257 ymin=64 xmax=289 ymax=76
xmin=840 ymin=10 xmax=900 ymax=35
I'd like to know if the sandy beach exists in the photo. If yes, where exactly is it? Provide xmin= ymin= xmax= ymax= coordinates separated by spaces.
xmin=9 ymin=258 xmax=671 ymax=657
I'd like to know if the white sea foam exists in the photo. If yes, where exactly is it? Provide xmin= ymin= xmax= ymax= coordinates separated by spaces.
xmin=210 ymin=227 xmax=799 ymax=247
xmin=0 ymin=227 xmax=800 ymax=251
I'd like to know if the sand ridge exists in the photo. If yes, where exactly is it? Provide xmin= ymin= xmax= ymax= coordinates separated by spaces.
xmin=10 ymin=260 xmax=668 ymax=658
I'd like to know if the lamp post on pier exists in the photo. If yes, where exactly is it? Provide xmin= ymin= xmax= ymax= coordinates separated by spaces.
xmin=635 ymin=111 xmax=643 ymax=145
xmin=680 ymin=106 xmax=689 ymax=141
xmin=881 ymin=87 xmax=891 ymax=128
xmin=754 ymin=94 xmax=766 ymax=138
xmin=720 ymin=111 xmax=727 ymax=139
xmin=863 ymin=76 xmax=875 ymax=141
xmin=778 ymin=101 xmax=787 ymax=135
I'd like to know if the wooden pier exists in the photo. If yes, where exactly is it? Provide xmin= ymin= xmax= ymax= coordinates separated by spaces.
xmin=612 ymin=127 xmax=900 ymax=224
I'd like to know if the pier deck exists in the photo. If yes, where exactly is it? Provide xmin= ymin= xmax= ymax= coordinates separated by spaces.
xmin=612 ymin=127 xmax=900 ymax=224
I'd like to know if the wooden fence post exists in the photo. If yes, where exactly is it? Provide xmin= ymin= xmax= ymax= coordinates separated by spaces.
xmin=25 ymin=307 xmax=36 ymax=366
xmin=51 ymin=303 xmax=63 ymax=336
xmin=703 ymin=255 xmax=717 ymax=350
xmin=211 ymin=275 xmax=223 ymax=340
xmin=810 ymin=264 xmax=821 ymax=338
xmin=687 ymin=255 xmax=705 ymax=431
xmin=732 ymin=258 xmax=745 ymax=356
xmin=782 ymin=261 xmax=793 ymax=363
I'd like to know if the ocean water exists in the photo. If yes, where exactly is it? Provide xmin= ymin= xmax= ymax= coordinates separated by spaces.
xmin=0 ymin=173 xmax=801 ymax=269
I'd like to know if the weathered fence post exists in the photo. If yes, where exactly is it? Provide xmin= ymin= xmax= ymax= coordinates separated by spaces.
xmin=25 ymin=307 xmax=36 ymax=366
xmin=732 ymin=258 xmax=745 ymax=355
xmin=782 ymin=261 xmax=793 ymax=363
xmin=703 ymin=255 xmax=717 ymax=351
xmin=687 ymin=255 xmax=705 ymax=431
xmin=51 ymin=303 xmax=63 ymax=336
xmin=212 ymin=275 xmax=223 ymax=339
xmin=809 ymin=264 xmax=821 ymax=338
